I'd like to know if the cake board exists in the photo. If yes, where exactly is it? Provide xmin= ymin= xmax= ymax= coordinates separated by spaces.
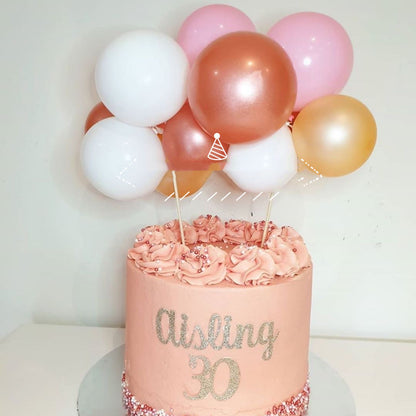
xmin=77 ymin=345 xmax=356 ymax=416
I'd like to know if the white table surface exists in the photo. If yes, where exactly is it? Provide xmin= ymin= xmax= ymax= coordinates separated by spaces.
xmin=1 ymin=324 xmax=415 ymax=415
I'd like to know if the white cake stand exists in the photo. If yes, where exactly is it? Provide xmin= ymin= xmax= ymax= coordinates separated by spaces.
xmin=77 ymin=345 xmax=355 ymax=416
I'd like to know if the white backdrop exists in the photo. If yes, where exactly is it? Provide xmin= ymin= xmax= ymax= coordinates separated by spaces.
xmin=1 ymin=0 xmax=415 ymax=340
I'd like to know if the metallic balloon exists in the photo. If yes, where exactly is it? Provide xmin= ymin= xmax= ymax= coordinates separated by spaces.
xmin=156 ymin=170 xmax=212 ymax=198
xmin=188 ymin=32 xmax=297 ymax=144
xmin=292 ymin=95 xmax=377 ymax=177
xmin=162 ymin=102 xmax=228 ymax=170
xmin=84 ymin=102 xmax=113 ymax=133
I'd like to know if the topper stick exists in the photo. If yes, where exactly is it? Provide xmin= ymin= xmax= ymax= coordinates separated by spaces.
xmin=171 ymin=170 xmax=185 ymax=245
xmin=261 ymin=192 xmax=274 ymax=247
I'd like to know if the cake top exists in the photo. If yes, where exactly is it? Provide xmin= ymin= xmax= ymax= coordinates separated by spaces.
xmin=128 ymin=215 xmax=310 ymax=287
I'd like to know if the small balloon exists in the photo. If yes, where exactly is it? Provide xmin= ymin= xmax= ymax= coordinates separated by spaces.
xmin=162 ymin=102 xmax=229 ymax=171
xmin=292 ymin=95 xmax=377 ymax=177
xmin=287 ymin=111 xmax=299 ymax=131
xmin=157 ymin=170 xmax=212 ymax=198
xmin=188 ymin=32 xmax=297 ymax=144
xmin=84 ymin=102 xmax=113 ymax=133
xmin=268 ymin=12 xmax=353 ymax=111
xmin=81 ymin=118 xmax=167 ymax=200
xmin=177 ymin=4 xmax=256 ymax=65
xmin=95 ymin=30 xmax=189 ymax=127
xmin=224 ymin=125 xmax=297 ymax=193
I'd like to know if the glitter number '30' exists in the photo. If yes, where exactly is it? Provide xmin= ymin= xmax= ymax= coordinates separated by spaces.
xmin=183 ymin=355 xmax=241 ymax=401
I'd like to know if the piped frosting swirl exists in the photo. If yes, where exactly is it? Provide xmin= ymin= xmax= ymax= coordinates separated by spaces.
xmin=128 ymin=216 xmax=310 ymax=286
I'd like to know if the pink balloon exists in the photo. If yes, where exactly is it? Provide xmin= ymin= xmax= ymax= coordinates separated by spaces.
xmin=268 ymin=12 xmax=353 ymax=111
xmin=177 ymin=4 xmax=256 ymax=65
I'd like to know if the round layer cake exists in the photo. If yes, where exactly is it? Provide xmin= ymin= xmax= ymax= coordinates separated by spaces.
xmin=124 ymin=216 xmax=312 ymax=416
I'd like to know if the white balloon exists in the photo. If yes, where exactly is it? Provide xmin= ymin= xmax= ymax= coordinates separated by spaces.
xmin=224 ymin=125 xmax=297 ymax=193
xmin=95 ymin=30 xmax=189 ymax=127
xmin=80 ymin=118 xmax=168 ymax=200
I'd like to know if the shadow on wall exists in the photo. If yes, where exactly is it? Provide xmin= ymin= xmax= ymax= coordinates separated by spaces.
xmin=72 ymin=240 xmax=127 ymax=328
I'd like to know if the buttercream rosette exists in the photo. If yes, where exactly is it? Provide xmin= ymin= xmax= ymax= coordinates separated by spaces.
xmin=193 ymin=214 xmax=225 ymax=243
xmin=128 ymin=215 xmax=310 ymax=286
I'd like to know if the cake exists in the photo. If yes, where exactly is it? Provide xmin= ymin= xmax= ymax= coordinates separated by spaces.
xmin=78 ymin=7 xmax=372 ymax=415
xmin=123 ymin=215 xmax=312 ymax=416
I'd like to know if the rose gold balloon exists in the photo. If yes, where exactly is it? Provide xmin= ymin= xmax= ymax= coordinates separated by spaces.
xmin=292 ymin=95 xmax=377 ymax=177
xmin=84 ymin=102 xmax=113 ymax=132
xmin=162 ymin=102 xmax=229 ymax=170
xmin=156 ymin=170 xmax=212 ymax=198
xmin=188 ymin=32 xmax=297 ymax=144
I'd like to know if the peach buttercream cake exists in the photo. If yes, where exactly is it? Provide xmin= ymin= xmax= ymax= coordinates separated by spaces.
xmin=124 ymin=215 xmax=312 ymax=416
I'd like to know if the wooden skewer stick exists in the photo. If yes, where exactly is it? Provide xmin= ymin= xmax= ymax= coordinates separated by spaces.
xmin=261 ymin=192 xmax=274 ymax=248
xmin=171 ymin=170 xmax=185 ymax=245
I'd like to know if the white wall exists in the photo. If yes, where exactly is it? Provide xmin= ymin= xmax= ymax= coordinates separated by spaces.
xmin=1 ymin=0 xmax=415 ymax=340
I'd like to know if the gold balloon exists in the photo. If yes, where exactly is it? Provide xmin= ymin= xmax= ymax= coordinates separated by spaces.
xmin=292 ymin=95 xmax=377 ymax=177
xmin=157 ymin=170 xmax=212 ymax=198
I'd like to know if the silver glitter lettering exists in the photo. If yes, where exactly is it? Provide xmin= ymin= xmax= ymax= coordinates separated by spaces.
xmin=183 ymin=355 xmax=241 ymax=401
xmin=233 ymin=324 xmax=258 ymax=349
xmin=155 ymin=308 xmax=279 ymax=360
xmin=222 ymin=315 xmax=234 ymax=348
xmin=155 ymin=308 xmax=180 ymax=346
xmin=183 ymin=355 xmax=211 ymax=400
xmin=210 ymin=357 xmax=241 ymax=401
xmin=180 ymin=313 xmax=194 ymax=348
xmin=191 ymin=325 xmax=207 ymax=350
xmin=258 ymin=322 xmax=279 ymax=361
xmin=207 ymin=314 xmax=222 ymax=350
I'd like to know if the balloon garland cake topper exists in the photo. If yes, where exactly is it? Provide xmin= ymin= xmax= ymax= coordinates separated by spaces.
xmin=80 ymin=5 xmax=377 ymax=244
